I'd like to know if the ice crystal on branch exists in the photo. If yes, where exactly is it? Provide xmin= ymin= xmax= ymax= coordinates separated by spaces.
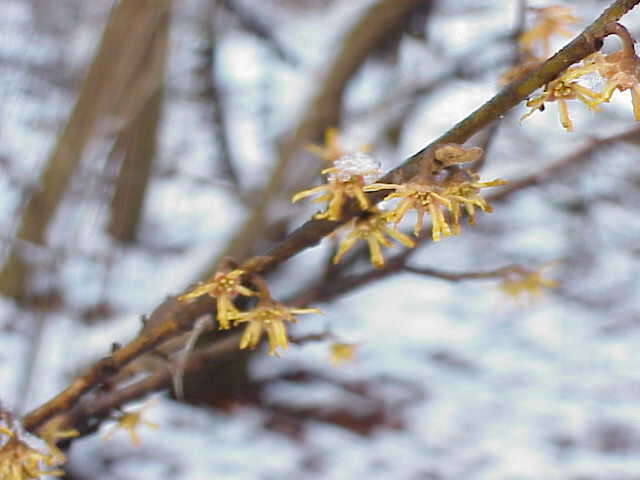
xmin=328 ymin=152 xmax=381 ymax=184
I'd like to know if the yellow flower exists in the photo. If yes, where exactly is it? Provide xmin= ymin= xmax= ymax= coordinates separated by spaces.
xmin=519 ymin=6 xmax=578 ymax=57
xmin=292 ymin=151 xmax=381 ymax=221
xmin=233 ymin=300 xmax=320 ymax=355
xmin=37 ymin=418 xmax=78 ymax=466
xmin=364 ymin=182 xmax=454 ymax=240
xmin=445 ymin=173 xmax=507 ymax=234
xmin=292 ymin=170 xmax=371 ymax=221
xmin=103 ymin=401 xmax=158 ymax=447
xmin=522 ymin=60 xmax=602 ymax=131
xmin=364 ymin=172 xmax=504 ymax=241
xmin=0 ymin=426 xmax=63 ymax=479
xmin=329 ymin=343 xmax=357 ymax=366
xmin=295 ymin=128 xmax=379 ymax=221
xmin=178 ymin=269 xmax=254 ymax=330
xmin=305 ymin=127 xmax=370 ymax=163
xmin=499 ymin=265 xmax=558 ymax=302
xmin=333 ymin=208 xmax=415 ymax=267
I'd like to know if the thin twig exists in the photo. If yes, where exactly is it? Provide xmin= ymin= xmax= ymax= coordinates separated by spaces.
xmin=199 ymin=1 xmax=242 ymax=192
xmin=402 ymin=265 xmax=515 ymax=281
xmin=220 ymin=0 xmax=297 ymax=65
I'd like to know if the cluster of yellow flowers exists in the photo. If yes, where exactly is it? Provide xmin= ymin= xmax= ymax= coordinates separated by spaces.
xmin=510 ymin=6 xmax=640 ymax=131
xmin=293 ymin=132 xmax=506 ymax=268
xmin=179 ymin=266 xmax=319 ymax=356
xmin=0 ymin=421 xmax=77 ymax=480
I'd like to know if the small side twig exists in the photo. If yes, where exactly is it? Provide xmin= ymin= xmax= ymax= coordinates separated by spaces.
xmin=402 ymin=264 xmax=516 ymax=281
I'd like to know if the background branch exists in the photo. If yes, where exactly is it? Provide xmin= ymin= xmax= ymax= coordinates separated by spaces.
xmin=0 ymin=0 xmax=172 ymax=300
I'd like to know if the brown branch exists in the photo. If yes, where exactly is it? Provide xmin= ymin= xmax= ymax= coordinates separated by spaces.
xmin=22 ymin=295 xmax=215 ymax=431
xmin=66 ymin=335 xmax=241 ymax=430
xmin=20 ymin=0 xmax=640 ymax=434
xmin=236 ymin=0 xmax=640 ymax=277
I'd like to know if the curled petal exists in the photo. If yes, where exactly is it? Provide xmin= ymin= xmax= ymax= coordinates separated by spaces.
xmin=363 ymin=183 xmax=402 ymax=192
xmin=292 ymin=185 xmax=329 ymax=203
xmin=239 ymin=321 xmax=263 ymax=350
xmin=178 ymin=282 xmax=213 ymax=301
xmin=333 ymin=233 xmax=359 ymax=264
xmin=366 ymin=237 xmax=385 ymax=268
xmin=383 ymin=226 xmax=416 ymax=248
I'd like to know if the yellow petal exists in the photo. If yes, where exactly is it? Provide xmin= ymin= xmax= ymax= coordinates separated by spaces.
xmin=292 ymin=185 xmax=328 ymax=203
xmin=367 ymin=237 xmax=385 ymax=268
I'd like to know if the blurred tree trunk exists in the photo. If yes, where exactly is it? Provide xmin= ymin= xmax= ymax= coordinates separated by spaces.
xmin=107 ymin=5 xmax=170 ymax=243
xmin=0 ymin=0 xmax=172 ymax=301
xmin=107 ymin=89 xmax=164 ymax=243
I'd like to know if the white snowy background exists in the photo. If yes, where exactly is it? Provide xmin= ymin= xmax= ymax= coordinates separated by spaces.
xmin=2 ymin=0 xmax=640 ymax=478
